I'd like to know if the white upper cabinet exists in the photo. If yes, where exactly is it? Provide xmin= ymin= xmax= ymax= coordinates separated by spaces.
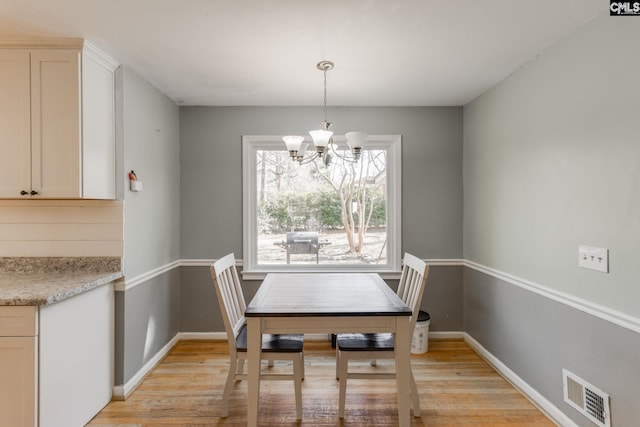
xmin=0 ymin=50 xmax=31 ymax=198
xmin=0 ymin=39 xmax=118 ymax=199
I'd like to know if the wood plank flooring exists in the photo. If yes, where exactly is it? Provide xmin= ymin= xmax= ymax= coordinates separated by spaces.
xmin=88 ymin=339 xmax=555 ymax=426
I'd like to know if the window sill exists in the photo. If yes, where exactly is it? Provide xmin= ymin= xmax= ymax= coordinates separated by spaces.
xmin=241 ymin=269 xmax=402 ymax=281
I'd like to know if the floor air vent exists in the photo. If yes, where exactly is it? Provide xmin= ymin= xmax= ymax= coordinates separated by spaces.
xmin=563 ymin=369 xmax=611 ymax=427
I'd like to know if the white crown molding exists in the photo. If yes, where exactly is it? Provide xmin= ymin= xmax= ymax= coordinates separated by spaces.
xmin=464 ymin=333 xmax=578 ymax=427
xmin=83 ymin=40 xmax=119 ymax=71
xmin=464 ymin=260 xmax=640 ymax=335
xmin=0 ymin=37 xmax=83 ymax=49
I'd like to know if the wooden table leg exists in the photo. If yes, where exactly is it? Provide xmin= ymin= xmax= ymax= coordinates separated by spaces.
xmin=395 ymin=316 xmax=411 ymax=427
xmin=247 ymin=317 xmax=261 ymax=427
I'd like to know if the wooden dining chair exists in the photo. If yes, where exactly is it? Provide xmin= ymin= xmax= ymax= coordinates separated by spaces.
xmin=335 ymin=252 xmax=429 ymax=419
xmin=210 ymin=253 xmax=305 ymax=419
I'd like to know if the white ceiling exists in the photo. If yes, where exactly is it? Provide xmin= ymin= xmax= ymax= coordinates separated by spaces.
xmin=0 ymin=0 xmax=605 ymax=107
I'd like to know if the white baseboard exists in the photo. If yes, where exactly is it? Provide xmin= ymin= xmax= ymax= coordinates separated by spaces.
xmin=112 ymin=333 xmax=181 ymax=400
xmin=178 ymin=331 xmax=226 ymax=340
xmin=463 ymin=332 xmax=576 ymax=427
xmin=428 ymin=331 xmax=464 ymax=339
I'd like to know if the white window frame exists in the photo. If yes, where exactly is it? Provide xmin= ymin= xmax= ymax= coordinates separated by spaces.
xmin=242 ymin=134 xmax=402 ymax=279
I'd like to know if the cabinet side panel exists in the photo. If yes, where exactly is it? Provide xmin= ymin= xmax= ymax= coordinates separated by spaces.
xmin=0 ymin=50 xmax=31 ymax=198
xmin=82 ymin=50 xmax=115 ymax=199
xmin=39 ymin=284 xmax=114 ymax=427
xmin=30 ymin=49 xmax=81 ymax=198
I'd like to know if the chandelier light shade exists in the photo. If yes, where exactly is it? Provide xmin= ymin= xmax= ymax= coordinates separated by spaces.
xmin=308 ymin=129 xmax=332 ymax=151
xmin=282 ymin=60 xmax=367 ymax=164
xmin=283 ymin=135 xmax=305 ymax=158
xmin=345 ymin=131 xmax=368 ymax=159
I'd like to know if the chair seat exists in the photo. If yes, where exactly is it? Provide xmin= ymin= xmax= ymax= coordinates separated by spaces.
xmin=337 ymin=333 xmax=394 ymax=351
xmin=236 ymin=324 xmax=304 ymax=353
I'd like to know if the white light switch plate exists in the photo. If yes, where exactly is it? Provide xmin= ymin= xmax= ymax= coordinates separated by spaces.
xmin=578 ymin=245 xmax=609 ymax=273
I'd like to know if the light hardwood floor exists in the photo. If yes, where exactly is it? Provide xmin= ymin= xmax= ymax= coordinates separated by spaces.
xmin=88 ymin=339 xmax=555 ymax=426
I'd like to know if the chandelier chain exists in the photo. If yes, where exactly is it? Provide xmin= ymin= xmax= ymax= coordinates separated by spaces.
xmin=323 ymin=66 xmax=328 ymax=125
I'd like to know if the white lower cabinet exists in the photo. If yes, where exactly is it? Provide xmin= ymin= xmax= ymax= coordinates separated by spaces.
xmin=0 ymin=284 xmax=114 ymax=427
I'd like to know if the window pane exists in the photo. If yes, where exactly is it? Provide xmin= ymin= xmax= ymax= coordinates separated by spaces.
xmin=256 ymin=148 xmax=388 ymax=266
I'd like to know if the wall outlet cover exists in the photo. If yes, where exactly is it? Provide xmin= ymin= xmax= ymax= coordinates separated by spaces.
xmin=578 ymin=245 xmax=608 ymax=273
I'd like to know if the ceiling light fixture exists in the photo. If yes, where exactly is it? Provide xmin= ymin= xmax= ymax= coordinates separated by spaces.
xmin=283 ymin=60 xmax=367 ymax=165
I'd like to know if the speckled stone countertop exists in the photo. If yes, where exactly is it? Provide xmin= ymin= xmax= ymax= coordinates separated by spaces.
xmin=0 ymin=257 xmax=123 ymax=306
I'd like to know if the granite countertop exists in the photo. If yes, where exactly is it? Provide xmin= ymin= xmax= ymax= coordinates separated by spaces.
xmin=0 ymin=257 xmax=123 ymax=306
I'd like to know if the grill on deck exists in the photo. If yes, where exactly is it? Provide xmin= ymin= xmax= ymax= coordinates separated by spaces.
xmin=273 ymin=231 xmax=330 ymax=264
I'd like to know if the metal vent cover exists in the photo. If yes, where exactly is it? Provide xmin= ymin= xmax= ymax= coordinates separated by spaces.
xmin=563 ymin=369 xmax=611 ymax=427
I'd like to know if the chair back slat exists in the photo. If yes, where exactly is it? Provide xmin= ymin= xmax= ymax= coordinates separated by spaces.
xmin=397 ymin=253 xmax=430 ymax=331
xmin=210 ymin=253 xmax=246 ymax=354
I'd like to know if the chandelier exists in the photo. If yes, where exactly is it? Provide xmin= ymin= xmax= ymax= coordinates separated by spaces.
xmin=283 ymin=60 xmax=367 ymax=165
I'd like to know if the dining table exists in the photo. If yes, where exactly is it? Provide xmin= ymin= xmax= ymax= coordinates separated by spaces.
xmin=244 ymin=272 xmax=413 ymax=426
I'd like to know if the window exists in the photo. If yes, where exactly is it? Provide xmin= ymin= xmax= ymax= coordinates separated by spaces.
xmin=242 ymin=135 xmax=401 ymax=276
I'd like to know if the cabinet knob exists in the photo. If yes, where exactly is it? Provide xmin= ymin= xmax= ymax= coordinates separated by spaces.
xmin=20 ymin=190 xmax=28 ymax=196
xmin=30 ymin=190 xmax=38 ymax=196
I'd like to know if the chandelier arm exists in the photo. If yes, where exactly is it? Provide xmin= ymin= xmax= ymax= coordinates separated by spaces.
xmin=297 ymin=152 xmax=321 ymax=165
xmin=328 ymin=142 xmax=359 ymax=163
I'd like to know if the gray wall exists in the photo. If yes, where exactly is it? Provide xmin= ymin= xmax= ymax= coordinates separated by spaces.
xmin=463 ymin=12 xmax=640 ymax=318
xmin=463 ymin=12 xmax=640 ymax=426
xmin=122 ymin=67 xmax=181 ymax=279
xmin=116 ymin=269 xmax=181 ymax=383
xmin=115 ymin=67 xmax=181 ymax=385
xmin=179 ymin=106 xmax=463 ymax=260
xmin=177 ymin=106 xmax=464 ymax=334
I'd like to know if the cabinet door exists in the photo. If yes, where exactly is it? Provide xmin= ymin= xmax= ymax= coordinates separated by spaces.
xmin=30 ymin=50 xmax=81 ymax=198
xmin=0 ymin=336 xmax=37 ymax=427
xmin=0 ymin=50 xmax=31 ymax=198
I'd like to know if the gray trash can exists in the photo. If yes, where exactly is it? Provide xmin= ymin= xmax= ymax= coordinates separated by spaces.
xmin=411 ymin=310 xmax=430 ymax=354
